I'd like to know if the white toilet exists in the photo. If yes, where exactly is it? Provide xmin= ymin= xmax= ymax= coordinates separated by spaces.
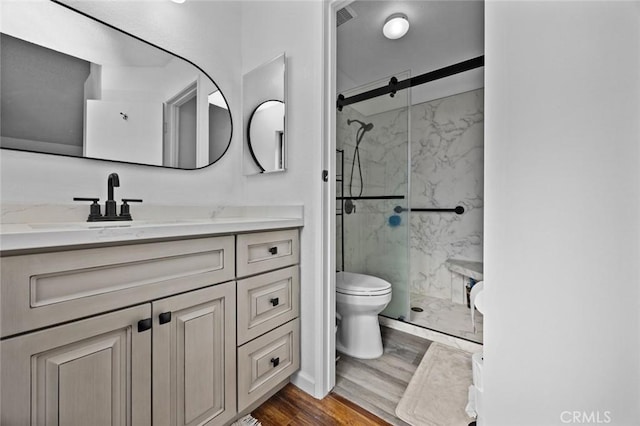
xmin=336 ymin=271 xmax=392 ymax=359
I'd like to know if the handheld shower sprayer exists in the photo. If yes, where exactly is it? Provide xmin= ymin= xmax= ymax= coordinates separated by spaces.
xmin=345 ymin=118 xmax=375 ymax=207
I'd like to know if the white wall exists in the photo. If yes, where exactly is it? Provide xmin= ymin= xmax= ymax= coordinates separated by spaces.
xmin=239 ymin=0 xmax=325 ymax=396
xmin=1 ymin=0 xmax=327 ymax=398
xmin=484 ymin=2 xmax=640 ymax=425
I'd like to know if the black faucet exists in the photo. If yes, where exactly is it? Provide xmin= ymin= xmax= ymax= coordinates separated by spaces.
xmin=105 ymin=173 xmax=120 ymax=218
xmin=74 ymin=173 xmax=143 ymax=222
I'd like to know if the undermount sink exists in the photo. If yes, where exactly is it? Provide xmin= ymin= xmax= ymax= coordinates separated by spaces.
xmin=28 ymin=222 xmax=134 ymax=230
xmin=26 ymin=219 xmax=209 ymax=231
xmin=0 ymin=212 xmax=304 ymax=253
xmin=2 ymin=217 xmax=297 ymax=236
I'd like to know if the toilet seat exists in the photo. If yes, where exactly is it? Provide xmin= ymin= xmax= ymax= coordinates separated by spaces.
xmin=336 ymin=271 xmax=392 ymax=296
xmin=336 ymin=287 xmax=391 ymax=296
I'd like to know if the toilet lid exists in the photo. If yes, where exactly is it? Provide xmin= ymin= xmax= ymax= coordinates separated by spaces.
xmin=336 ymin=272 xmax=392 ymax=296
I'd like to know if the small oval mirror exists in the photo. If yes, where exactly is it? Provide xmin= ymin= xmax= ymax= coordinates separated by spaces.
xmin=247 ymin=100 xmax=285 ymax=173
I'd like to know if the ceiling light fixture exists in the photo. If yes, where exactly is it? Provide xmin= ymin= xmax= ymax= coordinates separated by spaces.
xmin=170 ymin=0 xmax=186 ymax=4
xmin=383 ymin=13 xmax=410 ymax=40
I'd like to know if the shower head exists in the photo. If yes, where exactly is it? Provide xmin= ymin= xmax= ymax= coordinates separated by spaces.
xmin=347 ymin=119 xmax=374 ymax=132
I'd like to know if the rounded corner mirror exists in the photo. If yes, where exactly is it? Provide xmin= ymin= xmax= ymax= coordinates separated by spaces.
xmin=247 ymin=100 xmax=285 ymax=173
xmin=242 ymin=53 xmax=286 ymax=175
xmin=0 ymin=1 xmax=232 ymax=170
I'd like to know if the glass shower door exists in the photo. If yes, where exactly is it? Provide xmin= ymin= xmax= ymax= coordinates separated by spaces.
xmin=336 ymin=73 xmax=410 ymax=320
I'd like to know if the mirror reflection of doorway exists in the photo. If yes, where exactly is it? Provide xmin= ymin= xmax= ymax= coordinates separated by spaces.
xmin=164 ymin=82 xmax=197 ymax=168
xmin=177 ymin=96 xmax=197 ymax=169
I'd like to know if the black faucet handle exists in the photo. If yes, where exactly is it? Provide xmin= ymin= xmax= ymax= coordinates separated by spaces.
xmin=120 ymin=198 xmax=143 ymax=220
xmin=73 ymin=197 xmax=102 ymax=221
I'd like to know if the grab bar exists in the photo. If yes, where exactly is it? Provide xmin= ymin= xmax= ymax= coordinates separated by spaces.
xmin=394 ymin=205 xmax=465 ymax=215
xmin=338 ymin=195 xmax=405 ymax=200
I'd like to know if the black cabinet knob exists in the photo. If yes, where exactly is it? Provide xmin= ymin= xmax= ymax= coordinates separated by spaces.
xmin=159 ymin=312 xmax=172 ymax=324
xmin=270 ymin=297 xmax=279 ymax=307
xmin=268 ymin=246 xmax=278 ymax=255
xmin=270 ymin=357 xmax=280 ymax=367
xmin=137 ymin=318 xmax=152 ymax=332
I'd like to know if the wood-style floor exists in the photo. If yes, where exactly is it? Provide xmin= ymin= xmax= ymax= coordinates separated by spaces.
xmin=252 ymin=327 xmax=431 ymax=426
xmin=251 ymin=382 xmax=391 ymax=425
xmin=333 ymin=326 xmax=432 ymax=425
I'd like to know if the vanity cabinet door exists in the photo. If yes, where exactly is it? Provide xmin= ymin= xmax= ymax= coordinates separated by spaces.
xmin=0 ymin=304 xmax=152 ymax=426
xmin=152 ymin=282 xmax=236 ymax=426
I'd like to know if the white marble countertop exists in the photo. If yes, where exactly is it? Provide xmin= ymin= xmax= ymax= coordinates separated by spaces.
xmin=445 ymin=258 xmax=484 ymax=281
xmin=0 ymin=205 xmax=303 ymax=253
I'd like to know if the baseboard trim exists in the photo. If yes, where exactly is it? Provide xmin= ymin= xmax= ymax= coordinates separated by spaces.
xmin=290 ymin=370 xmax=316 ymax=397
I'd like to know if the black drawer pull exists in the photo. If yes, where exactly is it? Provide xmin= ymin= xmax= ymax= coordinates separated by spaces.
xmin=159 ymin=312 xmax=172 ymax=324
xmin=270 ymin=297 xmax=279 ymax=307
xmin=137 ymin=318 xmax=152 ymax=332
xmin=271 ymin=357 xmax=280 ymax=367
xmin=268 ymin=246 xmax=278 ymax=255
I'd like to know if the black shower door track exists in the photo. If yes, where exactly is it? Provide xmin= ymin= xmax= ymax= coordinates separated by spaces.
xmin=336 ymin=56 xmax=484 ymax=111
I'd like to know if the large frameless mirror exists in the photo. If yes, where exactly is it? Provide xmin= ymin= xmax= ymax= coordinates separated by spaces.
xmin=242 ymin=53 xmax=286 ymax=174
xmin=0 ymin=0 xmax=232 ymax=169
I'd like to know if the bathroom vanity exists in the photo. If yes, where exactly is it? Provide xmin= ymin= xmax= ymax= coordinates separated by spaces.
xmin=0 ymin=216 xmax=302 ymax=425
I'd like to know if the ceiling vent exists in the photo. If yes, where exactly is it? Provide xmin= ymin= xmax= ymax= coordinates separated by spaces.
xmin=336 ymin=6 xmax=357 ymax=27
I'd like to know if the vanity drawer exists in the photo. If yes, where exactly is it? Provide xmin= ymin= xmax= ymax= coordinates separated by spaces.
xmin=236 ymin=229 xmax=299 ymax=277
xmin=237 ymin=319 xmax=299 ymax=411
xmin=0 ymin=236 xmax=235 ymax=338
xmin=237 ymin=266 xmax=299 ymax=345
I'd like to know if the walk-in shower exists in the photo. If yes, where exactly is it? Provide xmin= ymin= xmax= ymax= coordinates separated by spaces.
xmin=336 ymin=61 xmax=485 ymax=344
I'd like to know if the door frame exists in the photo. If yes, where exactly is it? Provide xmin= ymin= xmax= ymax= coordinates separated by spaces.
xmin=164 ymin=81 xmax=198 ymax=167
xmin=320 ymin=0 xmax=354 ymax=397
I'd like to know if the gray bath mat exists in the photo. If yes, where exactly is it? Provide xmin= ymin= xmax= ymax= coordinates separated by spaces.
xmin=395 ymin=342 xmax=474 ymax=426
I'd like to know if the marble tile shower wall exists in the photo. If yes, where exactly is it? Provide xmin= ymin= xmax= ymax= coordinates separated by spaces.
xmin=337 ymin=89 xmax=483 ymax=307
xmin=336 ymin=105 xmax=409 ymax=306
xmin=410 ymin=89 xmax=484 ymax=301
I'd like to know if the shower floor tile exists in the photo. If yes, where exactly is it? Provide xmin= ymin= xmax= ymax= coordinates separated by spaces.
xmin=409 ymin=294 xmax=483 ymax=343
